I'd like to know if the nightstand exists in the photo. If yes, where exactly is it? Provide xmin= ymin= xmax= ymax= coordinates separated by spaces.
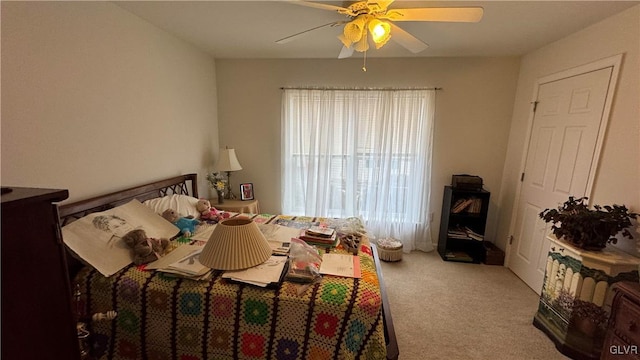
xmin=213 ymin=199 xmax=260 ymax=214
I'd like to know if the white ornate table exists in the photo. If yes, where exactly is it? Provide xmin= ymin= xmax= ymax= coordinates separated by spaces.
xmin=533 ymin=235 xmax=640 ymax=360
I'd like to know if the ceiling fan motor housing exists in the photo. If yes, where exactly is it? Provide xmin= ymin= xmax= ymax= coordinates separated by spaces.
xmin=343 ymin=1 xmax=388 ymax=18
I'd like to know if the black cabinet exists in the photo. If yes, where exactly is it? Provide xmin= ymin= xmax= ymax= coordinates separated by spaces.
xmin=1 ymin=187 xmax=80 ymax=360
xmin=437 ymin=186 xmax=490 ymax=263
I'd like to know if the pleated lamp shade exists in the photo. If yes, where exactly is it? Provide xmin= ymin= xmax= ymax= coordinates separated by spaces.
xmin=199 ymin=218 xmax=271 ymax=270
xmin=215 ymin=148 xmax=243 ymax=172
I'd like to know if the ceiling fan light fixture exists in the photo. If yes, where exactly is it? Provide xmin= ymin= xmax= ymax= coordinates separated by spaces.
xmin=338 ymin=33 xmax=353 ymax=48
xmin=368 ymin=19 xmax=391 ymax=48
xmin=353 ymin=30 xmax=369 ymax=52
xmin=343 ymin=16 xmax=367 ymax=43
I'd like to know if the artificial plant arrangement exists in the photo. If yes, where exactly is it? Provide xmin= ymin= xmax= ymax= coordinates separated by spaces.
xmin=539 ymin=196 xmax=638 ymax=250
xmin=206 ymin=172 xmax=227 ymax=204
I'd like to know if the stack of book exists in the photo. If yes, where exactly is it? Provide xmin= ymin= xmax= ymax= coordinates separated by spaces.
xmin=299 ymin=226 xmax=338 ymax=247
xmin=157 ymin=247 xmax=212 ymax=280
xmin=451 ymin=197 xmax=482 ymax=214
xmin=268 ymin=240 xmax=290 ymax=256
xmin=447 ymin=226 xmax=484 ymax=241
xmin=448 ymin=229 xmax=471 ymax=239
xmin=444 ymin=251 xmax=474 ymax=262
xmin=467 ymin=198 xmax=482 ymax=213
xmin=465 ymin=227 xmax=484 ymax=241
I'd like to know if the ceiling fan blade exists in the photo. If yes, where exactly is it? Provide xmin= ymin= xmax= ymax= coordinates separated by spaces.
xmin=286 ymin=0 xmax=351 ymax=14
xmin=384 ymin=7 xmax=484 ymax=22
xmin=389 ymin=23 xmax=428 ymax=53
xmin=338 ymin=45 xmax=354 ymax=59
xmin=276 ymin=21 xmax=346 ymax=44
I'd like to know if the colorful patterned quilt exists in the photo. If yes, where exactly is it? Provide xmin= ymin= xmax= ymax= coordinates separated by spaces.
xmin=75 ymin=214 xmax=387 ymax=360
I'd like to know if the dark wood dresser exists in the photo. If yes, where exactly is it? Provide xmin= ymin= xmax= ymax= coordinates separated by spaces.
xmin=601 ymin=281 xmax=640 ymax=360
xmin=1 ymin=187 xmax=80 ymax=360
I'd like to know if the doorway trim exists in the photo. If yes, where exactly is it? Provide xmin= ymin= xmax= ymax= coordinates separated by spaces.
xmin=504 ymin=54 xmax=623 ymax=270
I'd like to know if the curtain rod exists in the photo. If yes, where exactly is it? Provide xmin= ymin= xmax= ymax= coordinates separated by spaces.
xmin=280 ymin=86 xmax=442 ymax=91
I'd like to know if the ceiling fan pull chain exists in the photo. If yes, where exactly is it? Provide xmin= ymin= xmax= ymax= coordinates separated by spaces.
xmin=362 ymin=50 xmax=367 ymax=72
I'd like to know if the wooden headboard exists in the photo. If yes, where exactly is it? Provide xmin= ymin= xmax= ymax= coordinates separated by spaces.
xmin=59 ymin=173 xmax=198 ymax=226
xmin=59 ymin=173 xmax=198 ymax=279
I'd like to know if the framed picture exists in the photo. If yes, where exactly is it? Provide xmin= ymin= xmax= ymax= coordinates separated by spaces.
xmin=240 ymin=183 xmax=254 ymax=201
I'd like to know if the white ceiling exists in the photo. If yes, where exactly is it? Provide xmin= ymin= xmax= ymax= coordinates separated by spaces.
xmin=115 ymin=1 xmax=639 ymax=59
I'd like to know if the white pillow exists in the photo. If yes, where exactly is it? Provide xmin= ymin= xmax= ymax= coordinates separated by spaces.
xmin=143 ymin=194 xmax=201 ymax=218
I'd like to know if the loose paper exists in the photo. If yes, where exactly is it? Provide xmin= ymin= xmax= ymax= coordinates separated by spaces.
xmin=62 ymin=199 xmax=179 ymax=277
xmin=222 ymin=256 xmax=287 ymax=287
xmin=190 ymin=223 xmax=217 ymax=241
xmin=166 ymin=247 xmax=209 ymax=275
xmin=319 ymin=253 xmax=361 ymax=278
xmin=258 ymin=223 xmax=301 ymax=243
xmin=145 ymin=245 xmax=202 ymax=270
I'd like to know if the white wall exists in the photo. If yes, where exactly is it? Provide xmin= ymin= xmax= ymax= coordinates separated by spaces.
xmin=215 ymin=57 xmax=520 ymax=242
xmin=5 ymin=1 xmax=634 ymax=255
xmin=1 ymin=2 xmax=219 ymax=202
xmin=497 ymin=5 xmax=640 ymax=255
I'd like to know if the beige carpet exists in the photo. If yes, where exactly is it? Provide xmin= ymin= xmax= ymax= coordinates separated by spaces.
xmin=379 ymin=251 xmax=571 ymax=360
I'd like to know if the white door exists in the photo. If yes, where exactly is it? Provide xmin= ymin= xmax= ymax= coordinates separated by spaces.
xmin=508 ymin=58 xmax=620 ymax=294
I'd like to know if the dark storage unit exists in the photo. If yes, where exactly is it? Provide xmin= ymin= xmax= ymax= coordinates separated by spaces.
xmin=437 ymin=186 xmax=490 ymax=263
xmin=483 ymin=241 xmax=505 ymax=265
xmin=1 ymin=187 xmax=81 ymax=360
xmin=451 ymin=174 xmax=483 ymax=190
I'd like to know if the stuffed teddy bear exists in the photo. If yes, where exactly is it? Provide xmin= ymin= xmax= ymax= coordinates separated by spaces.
xmin=196 ymin=198 xmax=230 ymax=223
xmin=122 ymin=229 xmax=170 ymax=265
xmin=162 ymin=209 xmax=200 ymax=237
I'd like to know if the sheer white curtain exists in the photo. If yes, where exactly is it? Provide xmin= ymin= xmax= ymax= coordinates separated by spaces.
xmin=281 ymin=88 xmax=435 ymax=252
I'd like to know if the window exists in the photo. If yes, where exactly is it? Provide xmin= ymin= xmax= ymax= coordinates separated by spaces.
xmin=281 ymin=88 xmax=435 ymax=252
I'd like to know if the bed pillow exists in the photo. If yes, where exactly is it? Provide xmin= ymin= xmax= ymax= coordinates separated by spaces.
xmin=143 ymin=194 xmax=201 ymax=219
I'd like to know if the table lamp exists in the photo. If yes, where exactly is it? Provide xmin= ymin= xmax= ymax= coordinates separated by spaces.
xmin=215 ymin=147 xmax=242 ymax=199
xmin=199 ymin=218 xmax=272 ymax=270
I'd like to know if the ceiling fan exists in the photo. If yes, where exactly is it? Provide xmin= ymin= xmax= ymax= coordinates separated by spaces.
xmin=276 ymin=0 xmax=484 ymax=59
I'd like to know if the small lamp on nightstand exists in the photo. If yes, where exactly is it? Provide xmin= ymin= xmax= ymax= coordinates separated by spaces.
xmin=215 ymin=147 xmax=243 ymax=199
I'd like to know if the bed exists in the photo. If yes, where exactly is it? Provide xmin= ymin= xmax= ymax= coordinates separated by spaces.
xmin=59 ymin=174 xmax=398 ymax=360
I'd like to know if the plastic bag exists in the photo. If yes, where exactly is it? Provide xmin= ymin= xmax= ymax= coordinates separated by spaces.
xmin=326 ymin=217 xmax=366 ymax=237
xmin=285 ymin=238 xmax=322 ymax=283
